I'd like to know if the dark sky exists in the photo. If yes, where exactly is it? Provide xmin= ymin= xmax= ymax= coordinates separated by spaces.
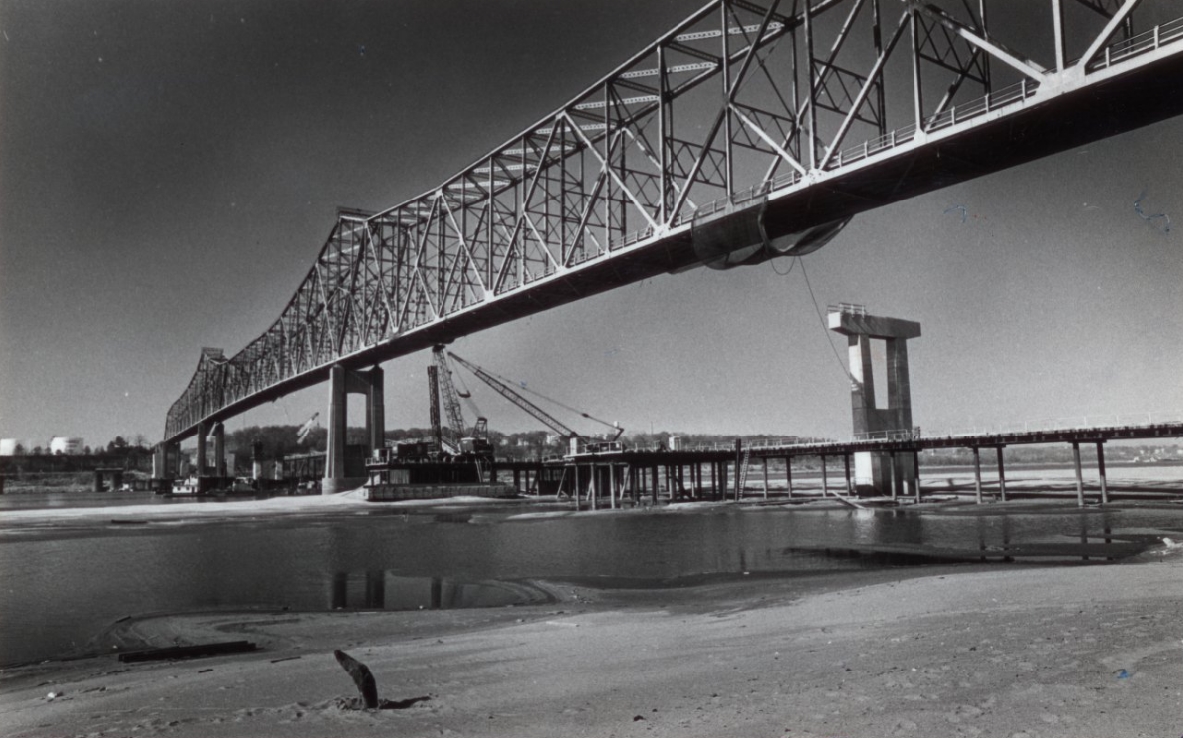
xmin=1 ymin=0 xmax=1180 ymax=449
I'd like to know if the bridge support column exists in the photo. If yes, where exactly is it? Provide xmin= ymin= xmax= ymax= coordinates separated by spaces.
xmin=785 ymin=457 xmax=793 ymax=498
xmin=213 ymin=422 xmax=226 ymax=478
xmin=1072 ymin=442 xmax=1085 ymax=507
xmin=366 ymin=366 xmax=385 ymax=454
xmin=153 ymin=442 xmax=180 ymax=480
xmin=196 ymin=421 xmax=209 ymax=477
xmin=972 ymin=447 xmax=983 ymax=504
xmin=1096 ymin=441 xmax=1108 ymax=504
xmin=829 ymin=307 xmax=921 ymax=495
xmin=324 ymin=364 xmax=386 ymax=495
xmin=913 ymin=450 xmax=921 ymax=503
xmin=996 ymin=446 xmax=1008 ymax=502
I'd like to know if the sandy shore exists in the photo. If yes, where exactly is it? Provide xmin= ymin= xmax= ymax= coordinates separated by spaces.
xmin=2 ymin=551 xmax=1180 ymax=738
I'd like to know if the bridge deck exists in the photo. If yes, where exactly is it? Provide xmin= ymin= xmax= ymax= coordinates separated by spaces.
xmin=164 ymin=1 xmax=1183 ymax=443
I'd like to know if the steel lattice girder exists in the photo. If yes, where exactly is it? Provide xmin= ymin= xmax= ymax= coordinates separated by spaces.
xmin=164 ymin=0 xmax=1183 ymax=442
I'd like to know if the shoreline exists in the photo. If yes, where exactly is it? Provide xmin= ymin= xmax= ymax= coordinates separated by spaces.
xmin=2 ymin=552 xmax=1180 ymax=737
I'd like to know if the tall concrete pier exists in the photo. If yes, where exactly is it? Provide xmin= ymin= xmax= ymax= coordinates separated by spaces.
xmin=828 ymin=304 xmax=920 ymax=495
xmin=323 ymin=365 xmax=384 ymax=495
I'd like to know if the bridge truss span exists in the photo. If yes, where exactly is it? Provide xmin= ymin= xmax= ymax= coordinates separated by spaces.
xmin=165 ymin=0 xmax=1183 ymax=443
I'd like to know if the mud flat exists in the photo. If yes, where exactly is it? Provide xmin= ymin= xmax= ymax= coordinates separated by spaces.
xmin=1 ymin=548 xmax=1180 ymax=738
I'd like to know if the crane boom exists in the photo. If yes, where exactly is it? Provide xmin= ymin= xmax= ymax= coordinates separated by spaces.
xmin=296 ymin=412 xmax=320 ymax=443
xmin=447 ymin=352 xmax=580 ymax=439
xmin=433 ymin=346 xmax=467 ymax=444
xmin=427 ymin=364 xmax=443 ymax=451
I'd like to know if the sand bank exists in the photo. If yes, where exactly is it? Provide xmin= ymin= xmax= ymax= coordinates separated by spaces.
xmin=2 ymin=552 xmax=1179 ymax=738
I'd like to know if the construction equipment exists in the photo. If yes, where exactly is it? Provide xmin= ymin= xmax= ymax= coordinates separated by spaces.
xmin=736 ymin=444 xmax=751 ymax=501
xmin=295 ymin=412 xmax=320 ymax=444
xmin=446 ymin=352 xmax=623 ymax=449
xmin=431 ymin=346 xmax=493 ymax=458
xmin=433 ymin=347 xmax=467 ymax=447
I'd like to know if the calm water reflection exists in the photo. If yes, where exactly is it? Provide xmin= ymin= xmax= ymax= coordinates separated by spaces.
xmin=1 ymin=504 xmax=1179 ymax=666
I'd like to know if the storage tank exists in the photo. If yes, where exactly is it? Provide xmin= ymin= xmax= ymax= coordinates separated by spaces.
xmin=49 ymin=436 xmax=84 ymax=455
xmin=0 ymin=438 xmax=20 ymax=456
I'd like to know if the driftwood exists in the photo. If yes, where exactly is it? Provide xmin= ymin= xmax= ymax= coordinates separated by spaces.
xmin=334 ymin=650 xmax=379 ymax=709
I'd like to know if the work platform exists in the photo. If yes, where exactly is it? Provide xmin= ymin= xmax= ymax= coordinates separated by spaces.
xmin=550 ymin=419 xmax=1183 ymax=508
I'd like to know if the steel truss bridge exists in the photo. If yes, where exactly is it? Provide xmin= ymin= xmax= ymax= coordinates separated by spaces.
xmin=165 ymin=0 xmax=1183 ymax=443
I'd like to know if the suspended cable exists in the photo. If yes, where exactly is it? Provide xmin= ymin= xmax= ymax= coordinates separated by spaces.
xmin=465 ymin=362 xmax=619 ymax=432
xmin=453 ymin=368 xmax=483 ymax=421
xmin=797 ymin=257 xmax=857 ymax=386
xmin=767 ymin=249 xmax=796 ymax=276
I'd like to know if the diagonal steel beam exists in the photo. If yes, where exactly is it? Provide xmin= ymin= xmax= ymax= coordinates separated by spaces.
xmin=907 ymin=1 xmax=1048 ymax=80
xmin=1079 ymin=0 xmax=1144 ymax=66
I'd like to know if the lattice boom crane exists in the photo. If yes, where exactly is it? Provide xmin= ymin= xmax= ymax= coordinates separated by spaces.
xmin=447 ymin=352 xmax=623 ymax=442
xmin=432 ymin=346 xmax=467 ymax=445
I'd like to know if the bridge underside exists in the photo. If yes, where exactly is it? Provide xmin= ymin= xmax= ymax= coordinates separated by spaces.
xmin=167 ymin=52 xmax=1183 ymax=444
xmin=164 ymin=0 xmax=1183 ymax=445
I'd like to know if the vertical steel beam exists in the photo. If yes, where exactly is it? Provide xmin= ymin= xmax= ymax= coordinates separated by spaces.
xmin=1052 ymin=0 xmax=1067 ymax=71
xmin=762 ymin=457 xmax=769 ymax=499
xmin=722 ymin=1 xmax=734 ymax=198
xmin=486 ymin=158 xmax=494 ymax=290
xmin=785 ymin=456 xmax=793 ymax=498
xmin=658 ymin=43 xmax=669 ymax=223
xmin=910 ymin=11 xmax=924 ymax=133
xmin=804 ymin=0 xmax=818 ymax=168
xmin=872 ymin=0 xmax=886 ymax=135
xmin=979 ymin=0 xmax=992 ymax=91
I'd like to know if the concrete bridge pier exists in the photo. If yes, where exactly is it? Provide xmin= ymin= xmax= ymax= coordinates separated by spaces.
xmin=213 ymin=422 xmax=226 ymax=478
xmin=152 ymin=441 xmax=180 ymax=480
xmin=323 ymin=364 xmax=385 ymax=495
xmin=828 ymin=306 xmax=921 ymax=496
xmin=196 ymin=421 xmax=209 ymax=476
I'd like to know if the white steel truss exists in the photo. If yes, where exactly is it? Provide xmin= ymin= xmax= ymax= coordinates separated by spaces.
xmin=166 ymin=0 xmax=1183 ymax=441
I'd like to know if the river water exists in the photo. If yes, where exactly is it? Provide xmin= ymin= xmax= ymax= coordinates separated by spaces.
xmin=2 ymin=495 xmax=1181 ymax=668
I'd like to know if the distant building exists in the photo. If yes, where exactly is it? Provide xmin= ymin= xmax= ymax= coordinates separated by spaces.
xmin=49 ymin=436 xmax=84 ymax=455
xmin=0 ymin=438 xmax=20 ymax=456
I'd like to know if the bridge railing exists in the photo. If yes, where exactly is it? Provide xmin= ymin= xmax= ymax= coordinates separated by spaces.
xmin=1091 ymin=16 xmax=1183 ymax=70
xmin=164 ymin=2 xmax=1183 ymax=443
xmin=924 ymin=412 xmax=1183 ymax=439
